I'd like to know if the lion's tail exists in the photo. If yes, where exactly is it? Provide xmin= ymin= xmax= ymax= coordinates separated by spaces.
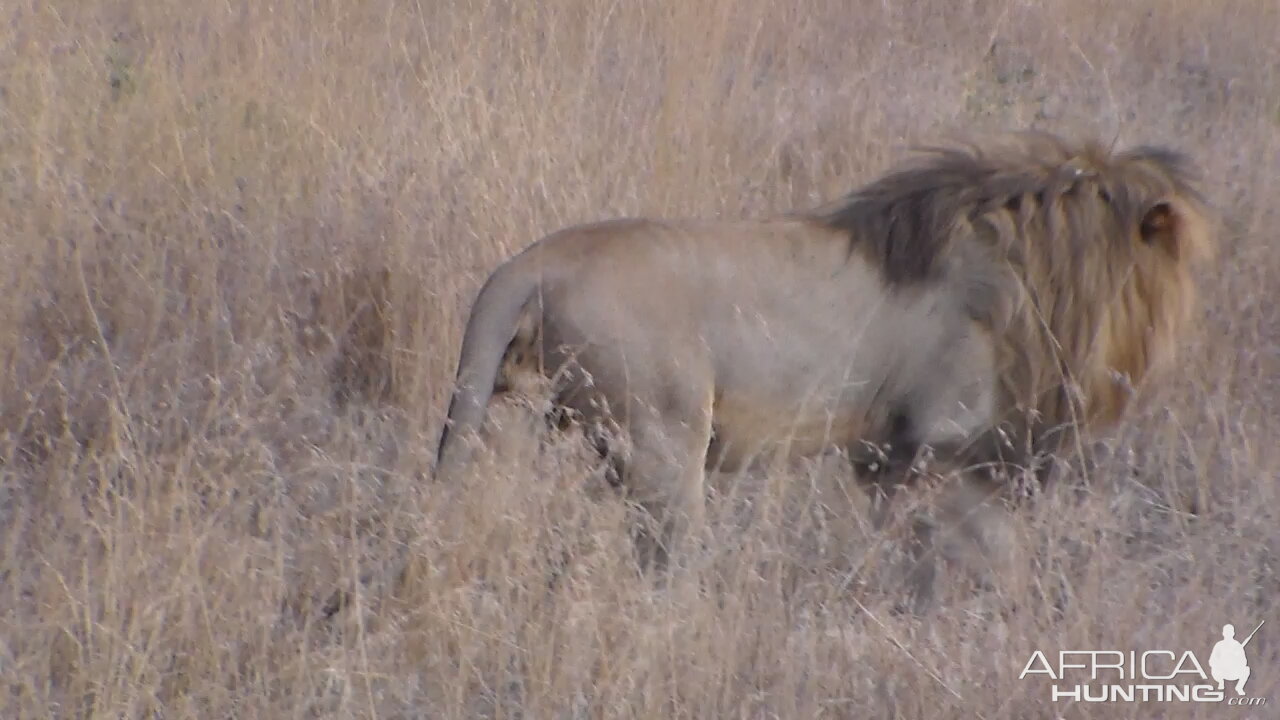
xmin=434 ymin=258 xmax=540 ymax=478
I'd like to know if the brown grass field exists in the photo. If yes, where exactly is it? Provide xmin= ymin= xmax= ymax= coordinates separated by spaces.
xmin=1 ymin=1 xmax=1277 ymax=718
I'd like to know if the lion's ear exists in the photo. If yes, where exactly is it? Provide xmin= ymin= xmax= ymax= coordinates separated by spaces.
xmin=1139 ymin=201 xmax=1179 ymax=257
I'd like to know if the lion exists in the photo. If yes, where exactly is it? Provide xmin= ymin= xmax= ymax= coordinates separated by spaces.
xmin=433 ymin=130 xmax=1215 ymax=601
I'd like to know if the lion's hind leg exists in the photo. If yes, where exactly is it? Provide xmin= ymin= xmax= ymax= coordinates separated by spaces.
xmin=616 ymin=386 xmax=715 ymax=572
xmin=547 ymin=334 xmax=716 ymax=571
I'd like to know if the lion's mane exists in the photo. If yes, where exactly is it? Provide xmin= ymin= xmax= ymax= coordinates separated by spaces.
xmin=812 ymin=131 xmax=1216 ymax=466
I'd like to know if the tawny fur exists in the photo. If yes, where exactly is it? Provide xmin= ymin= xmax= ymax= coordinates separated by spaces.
xmin=434 ymin=130 xmax=1216 ymax=596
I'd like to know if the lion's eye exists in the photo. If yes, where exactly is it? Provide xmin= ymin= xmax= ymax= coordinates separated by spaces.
xmin=1099 ymin=188 xmax=1113 ymax=204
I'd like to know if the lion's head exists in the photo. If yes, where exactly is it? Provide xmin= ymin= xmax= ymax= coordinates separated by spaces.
xmin=814 ymin=131 xmax=1217 ymax=465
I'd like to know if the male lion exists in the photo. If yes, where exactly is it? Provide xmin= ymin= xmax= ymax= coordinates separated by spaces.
xmin=434 ymin=130 xmax=1214 ymax=596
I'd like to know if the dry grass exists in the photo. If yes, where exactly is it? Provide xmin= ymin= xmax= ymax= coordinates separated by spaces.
xmin=1 ymin=0 xmax=1277 ymax=718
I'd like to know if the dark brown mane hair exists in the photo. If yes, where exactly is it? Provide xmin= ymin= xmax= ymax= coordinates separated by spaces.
xmin=810 ymin=130 xmax=1211 ymax=287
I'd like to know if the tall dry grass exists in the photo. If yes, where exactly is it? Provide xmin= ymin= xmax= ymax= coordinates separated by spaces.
xmin=1 ymin=0 xmax=1277 ymax=717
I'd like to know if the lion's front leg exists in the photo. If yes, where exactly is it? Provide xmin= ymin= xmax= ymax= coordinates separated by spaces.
xmin=847 ymin=413 xmax=949 ymax=613
xmin=888 ymin=463 xmax=1016 ymax=613
xmin=850 ymin=462 xmax=943 ymax=614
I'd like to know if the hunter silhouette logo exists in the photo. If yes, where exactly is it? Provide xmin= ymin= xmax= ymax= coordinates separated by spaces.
xmin=1210 ymin=621 xmax=1263 ymax=696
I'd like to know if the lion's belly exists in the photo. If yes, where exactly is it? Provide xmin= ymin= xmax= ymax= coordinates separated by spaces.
xmin=707 ymin=393 xmax=872 ymax=471
xmin=704 ymin=312 xmax=904 ymax=470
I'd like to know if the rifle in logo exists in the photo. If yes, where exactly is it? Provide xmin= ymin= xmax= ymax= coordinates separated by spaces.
xmin=1243 ymin=621 xmax=1266 ymax=646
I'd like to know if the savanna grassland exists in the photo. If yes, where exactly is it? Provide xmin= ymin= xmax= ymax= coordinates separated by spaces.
xmin=1 ymin=1 xmax=1277 ymax=718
